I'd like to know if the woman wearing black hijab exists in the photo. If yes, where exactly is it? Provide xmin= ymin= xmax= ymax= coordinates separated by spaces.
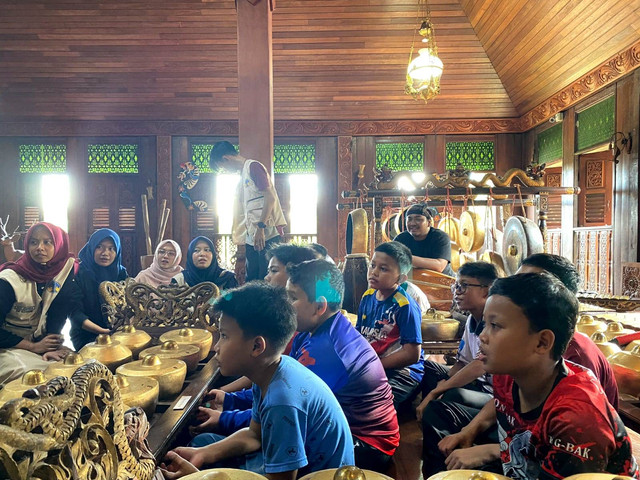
xmin=172 ymin=236 xmax=237 ymax=290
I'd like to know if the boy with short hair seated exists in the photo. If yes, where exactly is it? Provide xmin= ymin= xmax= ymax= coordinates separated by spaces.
xmin=286 ymin=259 xmax=399 ymax=472
xmin=418 ymin=262 xmax=498 ymax=476
xmin=518 ymin=253 xmax=619 ymax=409
xmin=439 ymin=273 xmax=638 ymax=479
xmin=163 ymin=282 xmax=354 ymax=479
xmin=357 ymin=241 xmax=423 ymax=409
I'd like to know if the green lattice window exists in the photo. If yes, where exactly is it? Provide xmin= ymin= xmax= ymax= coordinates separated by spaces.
xmin=375 ymin=143 xmax=424 ymax=171
xmin=576 ymin=95 xmax=615 ymax=152
xmin=274 ymin=144 xmax=315 ymax=174
xmin=537 ymin=124 xmax=563 ymax=164
xmin=19 ymin=144 xmax=66 ymax=173
xmin=445 ymin=141 xmax=495 ymax=171
xmin=88 ymin=144 xmax=139 ymax=173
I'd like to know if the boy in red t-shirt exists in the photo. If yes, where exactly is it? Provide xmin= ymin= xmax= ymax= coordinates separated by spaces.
xmin=438 ymin=273 xmax=638 ymax=479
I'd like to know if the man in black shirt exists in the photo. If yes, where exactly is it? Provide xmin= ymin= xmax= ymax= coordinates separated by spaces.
xmin=394 ymin=204 xmax=454 ymax=277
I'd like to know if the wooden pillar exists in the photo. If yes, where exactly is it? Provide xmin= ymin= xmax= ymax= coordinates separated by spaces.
xmin=561 ymin=107 xmax=576 ymax=262
xmin=612 ymin=70 xmax=640 ymax=293
xmin=236 ymin=0 xmax=274 ymax=173
xmin=156 ymin=136 xmax=172 ymax=239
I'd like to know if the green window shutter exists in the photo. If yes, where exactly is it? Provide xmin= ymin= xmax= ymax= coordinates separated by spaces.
xmin=273 ymin=144 xmax=316 ymax=174
xmin=537 ymin=124 xmax=563 ymax=164
xmin=88 ymin=144 xmax=139 ymax=173
xmin=19 ymin=144 xmax=66 ymax=173
xmin=445 ymin=141 xmax=495 ymax=171
xmin=576 ymin=96 xmax=615 ymax=152
xmin=375 ymin=143 xmax=424 ymax=171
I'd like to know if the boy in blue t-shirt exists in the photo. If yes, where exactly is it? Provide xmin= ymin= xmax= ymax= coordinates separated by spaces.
xmin=161 ymin=283 xmax=354 ymax=479
xmin=356 ymin=241 xmax=423 ymax=409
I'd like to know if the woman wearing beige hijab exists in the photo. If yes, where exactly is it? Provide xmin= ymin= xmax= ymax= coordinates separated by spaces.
xmin=134 ymin=240 xmax=183 ymax=288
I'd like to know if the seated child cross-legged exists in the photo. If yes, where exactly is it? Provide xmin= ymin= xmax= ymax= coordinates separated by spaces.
xmin=437 ymin=272 xmax=638 ymax=479
xmin=161 ymin=282 xmax=354 ymax=480
xmin=418 ymin=262 xmax=498 ymax=477
xmin=286 ymin=259 xmax=399 ymax=472
xmin=191 ymin=259 xmax=399 ymax=473
xmin=356 ymin=241 xmax=423 ymax=410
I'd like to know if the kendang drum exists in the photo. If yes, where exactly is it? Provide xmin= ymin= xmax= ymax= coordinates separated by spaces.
xmin=342 ymin=253 xmax=369 ymax=315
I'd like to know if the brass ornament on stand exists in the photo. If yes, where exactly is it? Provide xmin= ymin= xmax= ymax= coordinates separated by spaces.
xmin=0 ymin=370 xmax=49 ymax=407
xmin=116 ymin=354 xmax=187 ymax=400
xmin=116 ymin=374 xmax=159 ymax=419
xmin=112 ymin=325 xmax=152 ymax=359
xmin=299 ymin=466 xmax=393 ymax=480
xmin=575 ymin=315 xmax=607 ymax=337
xmin=181 ymin=469 xmax=267 ymax=479
xmin=44 ymin=353 xmax=95 ymax=378
xmin=140 ymin=340 xmax=201 ymax=373
xmin=0 ymin=362 xmax=156 ymax=480
xmin=590 ymin=332 xmax=621 ymax=357
xmin=159 ymin=328 xmax=213 ymax=361
xmin=78 ymin=334 xmax=133 ymax=372
xmin=421 ymin=308 xmax=459 ymax=341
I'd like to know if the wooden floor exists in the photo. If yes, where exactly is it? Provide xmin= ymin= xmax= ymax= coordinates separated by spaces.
xmin=387 ymin=409 xmax=425 ymax=480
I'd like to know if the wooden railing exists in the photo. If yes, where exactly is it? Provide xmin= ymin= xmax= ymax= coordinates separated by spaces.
xmin=574 ymin=226 xmax=613 ymax=295
xmin=211 ymin=233 xmax=317 ymax=270
xmin=546 ymin=229 xmax=562 ymax=256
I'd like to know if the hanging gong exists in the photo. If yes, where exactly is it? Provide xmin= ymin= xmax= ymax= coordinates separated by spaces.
xmin=437 ymin=216 xmax=460 ymax=245
xmin=480 ymin=251 xmax=507 ymax=277
xmin=502 ymin=215 xmax=544 ymax=275
xmin=389 ymin=211 xmax=403 ymax=239
xmin=458 ymin=211 xmax=485 ymax=253
xmin=346 ymin=208 xmax=368 ymax=255
xmin=450 ymin=242 xmax=460 ymax=273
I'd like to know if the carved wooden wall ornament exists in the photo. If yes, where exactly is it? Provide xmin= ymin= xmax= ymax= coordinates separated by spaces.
xmin=0 ymin=362 xmax=157 ymax=480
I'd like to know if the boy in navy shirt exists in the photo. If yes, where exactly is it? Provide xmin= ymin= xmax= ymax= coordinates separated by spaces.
xmin=287 ymin=259 xmax=399 ymax=472
xmin=162 ymin=283 xmax=354 ymax=479
xmin=356 ymin=241 xmax=423 ymax=409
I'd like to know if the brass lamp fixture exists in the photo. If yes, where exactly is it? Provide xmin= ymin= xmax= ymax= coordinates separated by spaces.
xmin=405 ymin=0 xmax=443 ymax=103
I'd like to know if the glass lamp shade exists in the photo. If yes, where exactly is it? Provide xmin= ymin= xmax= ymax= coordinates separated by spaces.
xmin=407 ymin=47 xmax=443 ymax=90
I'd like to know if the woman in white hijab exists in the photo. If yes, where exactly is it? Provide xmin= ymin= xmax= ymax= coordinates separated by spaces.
xmin=134 ymin=240 xmax=183 ymax=288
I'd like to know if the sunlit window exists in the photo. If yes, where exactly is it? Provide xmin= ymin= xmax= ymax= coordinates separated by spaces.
xmin=288 ymin=174 xmax=317 ymax=234
xmin=215 ymin=173 xmax=241 ymax=234
xmin=41 ymin=174 xmax=70 ymax=231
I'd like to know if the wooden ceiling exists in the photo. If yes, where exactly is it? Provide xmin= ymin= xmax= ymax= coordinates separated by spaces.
xmin=0 ymin=0 xmax=638 ymax=123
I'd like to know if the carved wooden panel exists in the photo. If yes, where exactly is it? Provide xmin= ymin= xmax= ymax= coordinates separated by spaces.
xmin=578 ymin=151 xmax=613 ymax=227
xmin=574 ymin=228 xmax=612 ymax=294
xmin=623 ymin=263 xmax=640 ymax=298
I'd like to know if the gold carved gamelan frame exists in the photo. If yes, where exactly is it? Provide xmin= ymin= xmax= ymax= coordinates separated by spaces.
xmin=0 ymin=362 xmax=156 ymax=480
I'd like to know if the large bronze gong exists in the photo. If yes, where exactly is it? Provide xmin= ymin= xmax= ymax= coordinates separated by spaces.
xmin=502 ymin=215 xmax=544 ymax=275
xmin=437 ymin=216 xmax=460 ymax=245
xmin=346 ymin=208 xmax=369 ymax=255
xmin=458 ymin=210 xmax=485 ymax=253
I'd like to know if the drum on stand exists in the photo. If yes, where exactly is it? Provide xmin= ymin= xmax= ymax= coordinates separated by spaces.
xmin=342 ymin=253 xmax=369 ymax=314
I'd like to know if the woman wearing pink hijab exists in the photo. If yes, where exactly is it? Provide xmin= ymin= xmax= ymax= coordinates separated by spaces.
xmin=134 ymin=240 xmax=183 ymax=288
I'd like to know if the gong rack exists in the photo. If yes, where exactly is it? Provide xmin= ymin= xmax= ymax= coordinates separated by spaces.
xmin=339 ymin=185 xmax=580 ymax=251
